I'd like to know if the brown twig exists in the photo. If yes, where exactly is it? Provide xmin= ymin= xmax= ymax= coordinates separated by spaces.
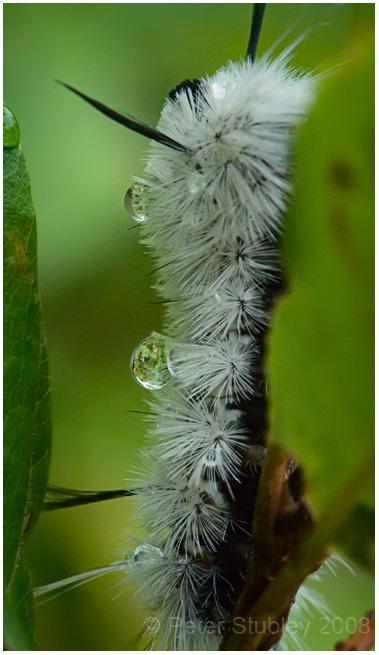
xmin=335 ymin=610 xmax=375 ymax=651
xmin=220 ymin=444 xmax=374 ymax=651
xmin=220 ymin=443 xmax=316 ymax=650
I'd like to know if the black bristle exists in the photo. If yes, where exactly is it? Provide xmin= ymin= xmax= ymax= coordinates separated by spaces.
xmin=56 ymin=79 xmax=189 ymax=153
xmin=246 ymin=3 xmax=266 ymax=62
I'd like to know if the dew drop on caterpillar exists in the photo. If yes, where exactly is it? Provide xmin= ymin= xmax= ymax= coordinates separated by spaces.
xmin=24 ymin=3 xmax=364 ymax=651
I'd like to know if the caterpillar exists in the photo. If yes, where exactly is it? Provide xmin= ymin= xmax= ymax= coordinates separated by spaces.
xmin=32 ymin=3 xmax=355 ymax=651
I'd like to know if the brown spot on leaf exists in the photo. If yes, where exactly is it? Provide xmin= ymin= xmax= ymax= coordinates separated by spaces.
xmin=7 ymin=232 xmax=33 ymax=283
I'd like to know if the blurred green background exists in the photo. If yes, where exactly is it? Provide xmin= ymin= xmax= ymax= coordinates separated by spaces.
xmin=4 ymin=3 xmax=374 ymax=650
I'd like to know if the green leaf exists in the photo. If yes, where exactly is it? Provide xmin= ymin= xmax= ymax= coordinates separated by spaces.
xmin=4 ymin=107 xmax=52 ymax=646
xmin=5 ymin=552 xmax=35 ymax=649
xmin=4 ymin=588 xmax=35 ymax=651
xmin=267 ymin=34 xmax=374 ymax=566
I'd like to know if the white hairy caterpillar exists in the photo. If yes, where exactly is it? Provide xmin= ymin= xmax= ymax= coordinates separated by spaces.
xmin=32 ymin=4 xmax=356 ymax=651
xmin=122 ymin=11 xmax=316 ymax=648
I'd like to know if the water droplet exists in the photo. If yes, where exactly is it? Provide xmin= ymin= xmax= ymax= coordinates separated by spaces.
xmin=211 ymin=81 xmax=227 ymax=100
xmin=205 ymin=449 xmax=218 ymax=465
xmin=131 ymin=332 xmax=172 ymax=390
xmin=124 ymin=182 xmax=150 ymax=222
xmin=3 ymin=105 xmax=20 ymax=149
xmin=166 ymin=346 xmax=180 ymax=376
xmin=187 ymin=171 xmax=205 ymax=194
xmin=134 ymin=544 xmax=164 ymax=566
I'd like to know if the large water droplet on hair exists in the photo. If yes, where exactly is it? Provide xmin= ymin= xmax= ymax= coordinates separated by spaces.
xmin=3 ymin=106 xmax=20 ymax=149
xmin=134 ymin=544 xmax=164 ymax=566
xmin=124 ymin=182 xmax=150 ymax=222
xmin=131 ymin=332 xmax=172 ymax=390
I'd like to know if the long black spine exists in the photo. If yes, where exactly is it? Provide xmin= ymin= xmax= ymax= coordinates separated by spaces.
xmin=246 ymin=3 xmax=266 ymax=61
xmin=56 ymin=80 xmax=189 ymax=153
xmin=43 ymin=485 xmax=137 ymax=511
